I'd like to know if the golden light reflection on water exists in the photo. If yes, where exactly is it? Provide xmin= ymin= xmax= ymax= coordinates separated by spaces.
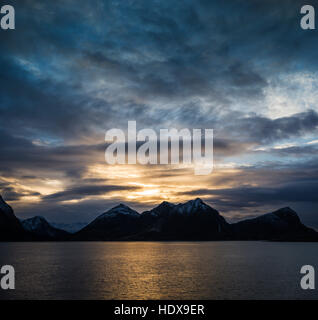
xmin=96 ymin=242 xmax=210 ymax=300
xmin=2 ymin=242 xmax=318 ymax=299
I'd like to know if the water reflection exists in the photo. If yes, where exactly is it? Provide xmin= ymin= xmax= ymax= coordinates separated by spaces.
xmin=0 ymin=241 xmax=317 ymax=300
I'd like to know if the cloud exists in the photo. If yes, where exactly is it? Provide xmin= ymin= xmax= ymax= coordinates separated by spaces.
xmin=0 ymin=185 xmax=40 ymax=201
xmin=42 ymin=184 xmax=141 ymax=201
xmin=224 ymin=110 xmax=318 ymax=144
xmin=180 ymin=181 xmax=318 ymax=206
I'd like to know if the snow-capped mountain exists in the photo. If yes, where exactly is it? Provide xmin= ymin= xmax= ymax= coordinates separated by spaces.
xmin=73 ymin=199 xmax=318 ymax=241
xmin=142 ymin=201 xmax=176 ymax=217
xmin=74 ymin=204 xmax=142 ymax=240
xmin=174 ymin=198 xmax=212 ymax=215
xmin=95 ymin=204 xmax=140 ymax=220
xmin=142 ymin=198 xmax=220 ymax=217
xmin=21 ymin=216 xmax=69 ymax=240
xmin=138 ymin=198 xmax=231 ymax=240
xmin=1 ymin=194 xmax=317 ymax=241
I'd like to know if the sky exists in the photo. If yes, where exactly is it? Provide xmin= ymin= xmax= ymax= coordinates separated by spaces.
xmin=1 ymin=0 xmax=318 ymax=228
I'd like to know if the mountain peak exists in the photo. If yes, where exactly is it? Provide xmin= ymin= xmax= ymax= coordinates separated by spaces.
xmin=22 ymin=216 xmax=50 ymax=230
xmin=21 ymin=216 xmax=69 ymax=239
xmin=193 ymin=198 xmax=205 ymax=205
xmin=116 ymin=203 xmax=131 ymax=209
xmin=187 ymin=198 xmax=206 ymax=205
xmin=272 ymin=207 xmax=300 ymax=224
xmin=141 ymin=201 xmax=175 ymax=217
xmin=25 ymin=215 xmax=48 ymax=223
xmin=276 ymin=207 xmax=296 ymax=213
xmin=174 ymin=198 xmax=214 ymax=215
xmin=162 ymin=200 xmax=174 ymax=205
xmin=157 ymin=201 xmax=175 ymax=209
xmin=182 ymin=198 xmax=208 ymax=209
xmin=96 ymin=204 xmax=140 ymax=220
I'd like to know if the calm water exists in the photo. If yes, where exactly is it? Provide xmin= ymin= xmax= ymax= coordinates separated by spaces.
xmin=0 ymin=241 xmax=317 ymax=300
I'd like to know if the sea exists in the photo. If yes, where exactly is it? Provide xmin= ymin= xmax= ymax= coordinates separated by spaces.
xmin=0 ymin=241 xmax=317 ymax=300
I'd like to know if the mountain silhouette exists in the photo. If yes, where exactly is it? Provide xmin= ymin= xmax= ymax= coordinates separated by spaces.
xmin=231 ymin=207 xmax=318 ymax=241
xmin=0 ymin=195 xmax=317 ymax=241
xmin=21 ymin=216 xmax=70 ymax=240
xmin=0 ymin=195 xmax=27 ymax=241
xmin=138 ymin=198 xmax=231 ymax=240
xmin=74 ymin=204 xmax=144 ymax=240
xmin=0 ymin=196 xmax=68 ymax=241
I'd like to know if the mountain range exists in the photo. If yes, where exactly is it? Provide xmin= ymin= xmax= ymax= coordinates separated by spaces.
xmin=0 ymin=195 xmax=317 ymax=241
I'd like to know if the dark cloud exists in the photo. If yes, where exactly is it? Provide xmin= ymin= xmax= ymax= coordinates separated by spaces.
xmin=0 ymin=187 xmax=40 ymax=202
xmin=0 ymin=177 xmax=41 ymax=201
xmin=1 ymin=0 xmax=316 ymax=143
xmin=0 ymin=129 xmax=107 ymax=176
xmin=261 ymin=145 xmax=318 ymax=157
xmin=203 ymin=110 xmax=318 ymax=148
xmin=42 ymin=185 xmax=141 ymax=201
xmin=180 ymin=181 xmax=318 ymax=206
xmin=230 ymin=110 xmax=318 ymax=144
